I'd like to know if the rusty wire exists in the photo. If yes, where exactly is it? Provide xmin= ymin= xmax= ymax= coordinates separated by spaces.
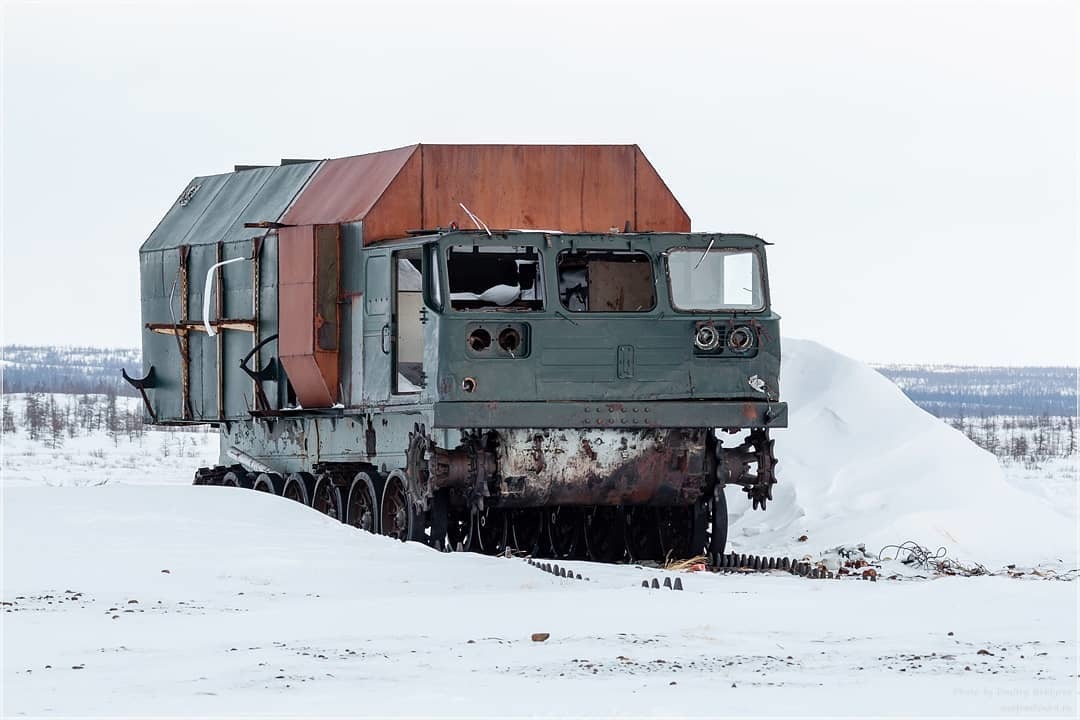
xmin=878 ymin=541 xmax=988 ymax=577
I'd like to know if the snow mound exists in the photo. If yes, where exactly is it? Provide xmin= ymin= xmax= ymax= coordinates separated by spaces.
xmin=727 ymin=338 xmax=1076 ymax=567
xmin=2 ymin=485 xmax=521 ymax=600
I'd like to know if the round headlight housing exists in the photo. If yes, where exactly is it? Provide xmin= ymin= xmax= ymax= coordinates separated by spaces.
xmin=728 ymin=326 xmax=755 ymax=353
xmin=694 ymin=325 xmax=721 ymax=351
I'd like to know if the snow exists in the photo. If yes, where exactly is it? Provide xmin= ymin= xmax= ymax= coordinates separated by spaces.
xmin=1 ymin=395 xmax=217 ymax=489
xmin=999 ymin=456 xmax=1077 ymax=520
xmin=3 ymin=338 xmax=1078 ymax=716
xmin=727 ymin=339 xmax=1078 ymax=568
xmin=450 ymin=283 xmax=522 ymax=306
xmin=396 ymin=373 xmax=423 ymax=394
xmin=3 ymin=487 xmax=1077 ymax=716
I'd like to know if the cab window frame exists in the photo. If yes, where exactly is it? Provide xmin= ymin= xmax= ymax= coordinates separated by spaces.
xmin=663 ymin=246 xmax=769 ymax=313
xmin=443 ymin=241 xmax=546 ymax=313
xmin=555 ymin=248 xmax=658 ymax=313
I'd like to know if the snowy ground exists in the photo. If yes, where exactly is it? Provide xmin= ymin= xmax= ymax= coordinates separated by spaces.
xmin=0 ymin=393 xmax=217 ymax=489
xmin=2 ymin=488 xmax=1076 ymax=717
xmin=2 ymin=426 xmax=216 ymax=489
xmin=3 ymin=339 xmax=1078 ymax=717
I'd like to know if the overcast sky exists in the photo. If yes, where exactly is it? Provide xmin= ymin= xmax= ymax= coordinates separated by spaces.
xmin=2 ymin=0 xmax=1076 ymax=365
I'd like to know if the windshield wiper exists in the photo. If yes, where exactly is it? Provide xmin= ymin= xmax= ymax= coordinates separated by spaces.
xmin=693 ymin=237 xmax=716 ymax=270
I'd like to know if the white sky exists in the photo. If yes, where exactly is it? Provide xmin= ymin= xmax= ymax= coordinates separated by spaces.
xmin=2 ymin=0 xmax=1077 ymax=365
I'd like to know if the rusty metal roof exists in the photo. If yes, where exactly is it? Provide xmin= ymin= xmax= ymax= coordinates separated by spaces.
xmin=143 ymin=144 xmax=690 ymax=251
xmin=283 ymin=144 xmax=690 ymax=242
xmin=280 ymin=144 xmax=418 ymax=226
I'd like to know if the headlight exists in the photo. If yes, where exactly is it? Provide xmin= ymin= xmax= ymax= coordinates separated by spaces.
xmin=694 ymin=325 xmax=720 ymax=351
xmin=728 ymin=326 xmax=755 ymax=352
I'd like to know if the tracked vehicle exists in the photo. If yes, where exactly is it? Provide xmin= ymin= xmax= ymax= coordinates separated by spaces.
xmin=127 ymin=144 xmax=786 ymax=562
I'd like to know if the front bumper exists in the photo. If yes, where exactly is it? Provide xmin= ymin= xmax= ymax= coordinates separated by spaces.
xmin=432 ymin=400 xmax=787 ymax=429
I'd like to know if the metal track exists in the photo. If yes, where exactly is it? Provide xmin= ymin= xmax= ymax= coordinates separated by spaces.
xmin=712 ymin=552 xmax=878 ymax=580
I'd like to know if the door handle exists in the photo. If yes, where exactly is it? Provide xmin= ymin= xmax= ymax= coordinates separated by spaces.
xmin=381 ymin=323 xmax=391 ymax=354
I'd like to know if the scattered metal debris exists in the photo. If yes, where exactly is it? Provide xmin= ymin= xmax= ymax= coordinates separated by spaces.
xmin=526 ymin=558 xmax=588 ymax=582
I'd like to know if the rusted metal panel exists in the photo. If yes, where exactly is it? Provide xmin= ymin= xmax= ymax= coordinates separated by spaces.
xmin=360 ymin=149 xmax=423 ymax=243
xmin=431 ymin=400 xmax=788 ymax=429
xmin=278 ymin=224 xmax=340 ymax=408
xmin=278 ymin=144 xmax=687 ymax=244
xmin=281 ymin=145 xmax=418 ymax=226
xmin=633 ymin=147 xmax=690 ymax=232
xmin=417 ymin=145 xmax=640 ymax=235
xmin=495 ymin=428 xmax=707 ymax=507
xmin=578 ymin=145 xmax=636 ymax=231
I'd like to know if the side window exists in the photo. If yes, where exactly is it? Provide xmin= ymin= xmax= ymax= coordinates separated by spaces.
xmin=557 ymin=250 xmax=655 ymax=312
xmin=446 ymin=245 xmax=543 ymax=311
xmin=393 ymin=250 xmax=424 ymax=394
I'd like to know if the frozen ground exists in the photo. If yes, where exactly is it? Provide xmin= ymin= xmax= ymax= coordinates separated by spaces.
xmin=3 ymin=339 xmax=1078 ymax=717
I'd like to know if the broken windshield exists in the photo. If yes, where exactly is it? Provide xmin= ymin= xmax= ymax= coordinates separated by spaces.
xmin=446 ymin=245 xmax=544 ymax=311
xmin=557 ymin=250 xmax=655 ymax=312
xmin=667 ymin=248 xmax=765 ymax=311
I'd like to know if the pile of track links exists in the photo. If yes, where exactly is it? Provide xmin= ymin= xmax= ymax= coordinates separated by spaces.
xmin=711 ymin=552 xmax=878 ymax=581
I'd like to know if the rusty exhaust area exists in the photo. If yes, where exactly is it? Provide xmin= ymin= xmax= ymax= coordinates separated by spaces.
xmin=493 ymin=428 xmax=707 ymax=508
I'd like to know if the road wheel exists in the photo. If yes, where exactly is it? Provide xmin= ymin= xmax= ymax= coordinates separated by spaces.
xmin=311 ymin=473 xmax=344 ymax=521
xmin=624 ymin=507 xmax=662 ymax=563
xmin=221 ymin=469 xmax=245 ymax=488
xmin=510 ymin=508 xmax=545 ymax=556
xmin=657 ymin=506 xmax=693 ymax=561
xmin=283 ymin=472 xmax=313 ymax=505
xmin=476 ymin=507 xmax=508 ymax=555
xmin=547 ymin=506 xmax=584 ymax=559
xmin=252 ymin=472 xmax=285 ymax=494
xmin=346 ymin=472 xmax=380 ymax=534
xmin=380 ymin=470 xmax=423 ymax=542
xmin=446 ymin=504 xmax=476 ymax=552
xmin=585 ymin=506 xmax=626 ymax=562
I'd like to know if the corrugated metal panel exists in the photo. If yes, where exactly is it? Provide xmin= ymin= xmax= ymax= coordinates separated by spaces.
xmin=141 ymin=162 xmax=321 ymax=252
xmin=139 ymin=162 xmax=323 ymax=422
xmin=141 ymin=173 xmax=232 ymax=252
xmin=177 ymin=167 xmax=275 ymax=247
xmin=281 ymin=145 xmax=418 ymax=226
xmin=221 ymin=161 xmax=321 ymax=244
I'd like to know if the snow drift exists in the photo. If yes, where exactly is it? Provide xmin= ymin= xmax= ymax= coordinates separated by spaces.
xmin=727 ymin=338 xmax=1076 ymax=567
